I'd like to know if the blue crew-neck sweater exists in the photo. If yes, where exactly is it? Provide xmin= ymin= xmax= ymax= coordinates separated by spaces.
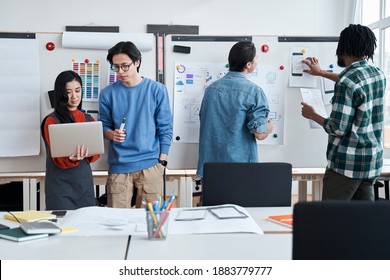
xmin=99 ymin=78 xmax=173 ymax=174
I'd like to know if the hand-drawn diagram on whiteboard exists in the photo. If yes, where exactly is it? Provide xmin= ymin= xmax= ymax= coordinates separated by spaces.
xmin=173 ymin=62 xmax=223 ymax=143
xmin=71 ymin=59 xmax=100 ymax=101
xmin=247 ymin=65 xmax=285 ymax=145
xmin=173 ymin=61 xmax=286 ymax=145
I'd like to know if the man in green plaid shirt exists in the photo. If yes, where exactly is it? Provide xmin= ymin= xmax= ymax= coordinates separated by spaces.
xmin=301 ymin=24 xmax=386 ymax=201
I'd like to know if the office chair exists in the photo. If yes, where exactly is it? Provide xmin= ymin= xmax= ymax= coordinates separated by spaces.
xmin=202 ymin=162 xmax=292 ymax=207
xmin=293 ymin=201 xmax=390 ymax=260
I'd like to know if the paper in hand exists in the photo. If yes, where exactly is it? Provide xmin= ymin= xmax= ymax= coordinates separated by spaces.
xmin=300 ymin=88 xmax=328 ymax=129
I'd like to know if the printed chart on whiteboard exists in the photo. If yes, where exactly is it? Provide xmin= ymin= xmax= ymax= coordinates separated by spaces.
xmin=71 ymin=59 xmax=101 ymax=101
xmin=108 ymin=67 xmax=121 ymax=86
xmin=173 ymin=61 xmax=286 ymax=145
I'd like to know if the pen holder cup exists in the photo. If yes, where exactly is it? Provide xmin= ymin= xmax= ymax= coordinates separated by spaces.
xmin=146 ymin=210 xmax=170 ymax=240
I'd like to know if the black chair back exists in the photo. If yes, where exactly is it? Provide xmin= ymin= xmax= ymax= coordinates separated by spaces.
xmin=202 ymin=162 xmax=292 ymax=207
xmin=293 ymin=201 xmax=390 ymax=260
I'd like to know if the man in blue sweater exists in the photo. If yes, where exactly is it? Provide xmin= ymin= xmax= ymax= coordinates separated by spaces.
xmin=99 ymin=41 xmax=173 ymax=208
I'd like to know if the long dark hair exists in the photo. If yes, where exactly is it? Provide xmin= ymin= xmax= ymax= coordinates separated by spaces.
xmin=107 ymin=41 xmax=142 ymax=72
xmin=53 ymin=70 xmax=83 ymax=123
xmin=228 ymin=41 xmax=256 ymax=72
xmin=336 ymin=24 xmax=376 ymax=61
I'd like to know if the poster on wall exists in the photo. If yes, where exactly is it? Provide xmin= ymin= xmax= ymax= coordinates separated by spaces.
xmin=71 ymin=58 xmax=101 ymax=101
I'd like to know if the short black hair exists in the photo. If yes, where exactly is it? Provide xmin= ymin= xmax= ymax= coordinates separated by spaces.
xmin=228 ymin=41 xmax=256 ymax=72
xmin=107 ymin=41 xmax=142 ymax=72
xmin=336 ymin=24 xmax=376 ymax=61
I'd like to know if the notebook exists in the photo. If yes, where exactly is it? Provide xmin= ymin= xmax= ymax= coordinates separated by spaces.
xmin=20 ymin=222 xmax=61 ymax=234
xmin=267 ymin=214 xmax=293 ymax=228
xmin=48 ymin=121 xmax=104 ymax=158
xmin=0 ymin=227 xmax=48 ymax=242
xmin=4 ymin=210 xmax=56 ymax=222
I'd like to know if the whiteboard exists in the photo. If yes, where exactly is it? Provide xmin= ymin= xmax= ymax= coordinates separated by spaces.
xmin=0 ymin=33 xmax=156 ymax=172
xmin=165 ymin=35 xmax=339 ymax=169
xmin=0 ymin=35 xmax=40 ymax=157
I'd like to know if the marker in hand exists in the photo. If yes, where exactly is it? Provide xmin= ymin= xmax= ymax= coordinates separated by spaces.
xmin=119 ymin=117 xmax=126 ymax=131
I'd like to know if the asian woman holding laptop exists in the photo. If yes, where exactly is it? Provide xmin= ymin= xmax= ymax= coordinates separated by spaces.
xmin=41 ymin=70 xmax=100 ymax=210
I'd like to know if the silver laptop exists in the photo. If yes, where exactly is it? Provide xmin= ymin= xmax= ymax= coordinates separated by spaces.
xmin=48 ymin=121 xmax=104 ymax=158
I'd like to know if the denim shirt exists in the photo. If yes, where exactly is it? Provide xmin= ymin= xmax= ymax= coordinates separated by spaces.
xmin=196 ymin=71 xmax=270 ymax=177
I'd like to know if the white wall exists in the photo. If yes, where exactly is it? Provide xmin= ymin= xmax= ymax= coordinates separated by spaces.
xmin=1 ymin=0 xmax=354 ymax=36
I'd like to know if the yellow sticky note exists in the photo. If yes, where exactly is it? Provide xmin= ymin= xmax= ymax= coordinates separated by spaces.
xmin=60 ymin=227 xmax=79 ymax=234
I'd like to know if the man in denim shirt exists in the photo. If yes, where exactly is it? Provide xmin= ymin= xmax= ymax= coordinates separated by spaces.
xmin=197 ymin=41 xmax=274 ymax=177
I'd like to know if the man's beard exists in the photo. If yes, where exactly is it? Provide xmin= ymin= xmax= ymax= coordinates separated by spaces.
xmin=337 ymin=56 xmax=346 ymax=67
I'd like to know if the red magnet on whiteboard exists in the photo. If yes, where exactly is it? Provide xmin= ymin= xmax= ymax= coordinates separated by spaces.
xmin=261 ymin=44 xmax=269 ymax=53
xmin=46 ymin=42 xmax=55 ymax=51
xmin=279 ymin=65 xmax=284 ymax=70
xmin=84 ymin=59 xmax=89 ymax=63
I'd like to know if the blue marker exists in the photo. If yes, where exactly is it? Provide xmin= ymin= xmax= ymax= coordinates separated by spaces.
xmin=160 ymin=201 xmax=167 ymax=211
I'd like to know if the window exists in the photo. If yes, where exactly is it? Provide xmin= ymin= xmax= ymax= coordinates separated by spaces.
xmin=362 ymin=0 xmax=380 ymax=25
xmin=384 ymin=28 xmax=390 ymax=148
xmin=386 ymin=0 xmax=390 ymax=17
xmin=359 ymin=0 xmax=390 ymax=148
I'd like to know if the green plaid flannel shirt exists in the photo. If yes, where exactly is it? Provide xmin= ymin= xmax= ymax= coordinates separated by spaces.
xmin=323 ymin=60 xmax=386 ymax=179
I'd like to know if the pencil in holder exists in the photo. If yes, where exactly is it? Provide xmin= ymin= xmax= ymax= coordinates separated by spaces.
xmin=146 ymin=210 xmax=170 ymax=240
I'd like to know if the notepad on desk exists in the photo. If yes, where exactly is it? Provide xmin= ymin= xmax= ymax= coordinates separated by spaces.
xmin=267 ymin=214 xmax=293 ymax=228
xmin=0 ymin=227 xmax=49 ymax=242
xmin=4 ymin=210 xmax=56 ymax=222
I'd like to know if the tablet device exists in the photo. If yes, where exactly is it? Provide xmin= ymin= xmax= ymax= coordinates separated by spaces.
xmin=48 ymin=121 xmax=104 ymax=158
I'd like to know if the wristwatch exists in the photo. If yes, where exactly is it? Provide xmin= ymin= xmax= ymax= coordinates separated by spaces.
xmin=158 ymin=159 xmax=168 ymax=167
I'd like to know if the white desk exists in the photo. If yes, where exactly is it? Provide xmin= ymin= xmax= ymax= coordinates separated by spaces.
xmin=4 ymin=166 xmax=390 ymax=210
xmin=1 ymin=168 xmax=324 ymax=210
xmin=127 ymin=234 xmax=292 ymax=260
xmin=25 ymin=170 xmax=193 ymax=210
xmin=0 ymin=206 xmax=292 ymax=260
xmin=0 ymin=235 xmax=130 ymax=260
xmin=0 ymin=168 xmax=326 ymax=210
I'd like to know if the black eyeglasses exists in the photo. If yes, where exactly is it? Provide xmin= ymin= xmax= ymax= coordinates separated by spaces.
xmin=111 ymin=62 xmax=134 ymax=72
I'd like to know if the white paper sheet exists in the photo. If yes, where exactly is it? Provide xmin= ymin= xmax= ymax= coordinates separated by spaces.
xmin=289 ymin=47 xmax=317 ymax=88
xmin=300 ymin=88 xmax=328 ymax=129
